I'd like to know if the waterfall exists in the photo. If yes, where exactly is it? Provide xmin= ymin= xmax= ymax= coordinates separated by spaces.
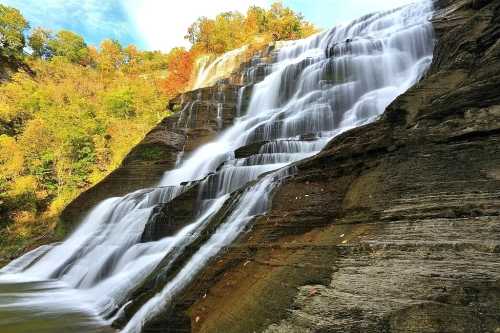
xmin=191 ymin=45 xmax=249 ymax=90
xmin=0 ymin=2 xmax=434 ymax=332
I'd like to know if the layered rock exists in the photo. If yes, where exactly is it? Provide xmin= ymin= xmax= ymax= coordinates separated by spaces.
xmin=130 ymin=1 xmax=500 ymax=332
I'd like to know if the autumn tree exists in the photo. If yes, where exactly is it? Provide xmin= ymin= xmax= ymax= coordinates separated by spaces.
xmin=185 ymin=2 xmax=316 ymax=54
xmin=28 ymin=27 xmax=53 ymax=59
xmin=0 ymin=135 xmax=24 ymax=184
xmin=0 ymin=4 xmax=29 ymax=59
xmin=48 ymin=30 xmax=89 ymax=64
xmin=98 ymin=39 xmax=125 ymax=72
xmin=123 ymin=44 xmax=139 ymax=71
xmin=161 ymin=47 xmax=195 ymax=97
xmin=186 ymin=12 xmax=245 ymax=54
xmin=267 ymin=2 xmax=314 ymax=40
xmin=245 ymin=6 xmax=268 ymax=35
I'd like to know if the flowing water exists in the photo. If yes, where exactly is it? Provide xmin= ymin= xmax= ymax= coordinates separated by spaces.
xmin=191 ymin=45 xmax=250 ymax=90
xmin=0 ymin=2 xmax=434 ymax=332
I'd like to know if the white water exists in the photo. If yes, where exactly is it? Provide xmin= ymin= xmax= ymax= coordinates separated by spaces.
xmin=192 ymin=45 xmax=249 ymax=90
xmin=0 ymin=2 xmax=434 ymax=332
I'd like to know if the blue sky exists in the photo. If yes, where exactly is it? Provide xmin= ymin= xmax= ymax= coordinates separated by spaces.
xmin=1 ymin=0 xmax=415 ymax=51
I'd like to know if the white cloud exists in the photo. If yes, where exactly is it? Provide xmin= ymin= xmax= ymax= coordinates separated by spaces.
xmin=124 ymin=0 xmax=269 ymax=52
xmin=1 ymin=0 xmax=134 ymax=46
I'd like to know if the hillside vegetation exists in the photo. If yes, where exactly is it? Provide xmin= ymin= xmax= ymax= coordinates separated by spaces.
xmin=0 ymin=3 xmax=314 ymax=261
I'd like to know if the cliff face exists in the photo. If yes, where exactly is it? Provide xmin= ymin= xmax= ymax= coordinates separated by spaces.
xmin=125 ymin=1 xmax=500 ymax=332
xmin=58 ymin=0 xmax=500 ymax=332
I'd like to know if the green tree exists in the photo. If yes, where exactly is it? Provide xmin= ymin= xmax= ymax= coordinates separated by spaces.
xmin=103 ymin=88 xmax=136 ymax=119
xmin=48 ymin=30 xmax=89 ymax=64
xmin=28 ymin=27 xmax=53 ymax=59
xmin=266 ymin=2 xmax=314 ymax=41
xmin=0 ymin=5 xmax=172 ymax=252
xmin=0 ymin=4 xmax=29 ymax=59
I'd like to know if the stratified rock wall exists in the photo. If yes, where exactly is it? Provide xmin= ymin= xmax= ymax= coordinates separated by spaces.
xmin=62 ymin=1 xmax=500 ymax=331
xmin=133 ymin=1 xmax=500 ymax=332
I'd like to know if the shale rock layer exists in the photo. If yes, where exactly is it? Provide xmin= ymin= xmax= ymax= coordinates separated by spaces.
xmin=138 ymin=1 xmax=500 ymax=332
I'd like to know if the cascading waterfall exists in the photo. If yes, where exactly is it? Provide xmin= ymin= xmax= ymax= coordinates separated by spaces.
xmin=192 ymin=45 xmax=250 ymax=90
xmin=0 ymin=2 xmax=434 ymax=332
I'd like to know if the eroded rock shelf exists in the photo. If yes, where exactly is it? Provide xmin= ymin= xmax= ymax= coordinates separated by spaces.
xmin=61 ymin=0 xmax=500 ymax=332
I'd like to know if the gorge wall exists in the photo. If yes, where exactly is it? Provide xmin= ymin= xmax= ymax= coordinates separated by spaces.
xmin=4 ymin=0 xmax=498 ymax=332
xmin=127 ymin=0 xmax=500 ymax=332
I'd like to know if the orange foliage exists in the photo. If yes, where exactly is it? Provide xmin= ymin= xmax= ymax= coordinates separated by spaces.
xmin=160 ymin=48 xmax=196 ymax=98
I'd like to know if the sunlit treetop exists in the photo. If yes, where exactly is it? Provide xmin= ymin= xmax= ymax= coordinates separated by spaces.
xmin=186 ymin=1 xmax=317 ymax=54
xmin=0 ymin=4 xmax=29 ymax=59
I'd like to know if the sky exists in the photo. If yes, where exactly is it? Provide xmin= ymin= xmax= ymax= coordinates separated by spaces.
xmin=1 ymin=0 xmax=416 ymax=52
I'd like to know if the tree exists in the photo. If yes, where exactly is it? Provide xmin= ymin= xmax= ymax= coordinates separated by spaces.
xmin=245 ymin=6 xmax=268 ymax=35
xmin=28 ymin=27 xmax=53 ymax=59
xmin=103 ymin=88 xmax=136 ymax=119
xmin=0 ymin=5 xmax=172 ymax=249
xmin=266 ymin=2 xmax=315 ymax=41
xmin=184 ymin=2 xmax=316 ymax=54
xmin=0 ymin=135 xmax=24 ymax=183
xmin=98 ymin=39 xmax=125 ymax=72
xmin=185 ymin=12 xmax=246 ymax=54
xmin=123 ymin=45 xmax=139 ymax=65
xmin=48 ymin=30 xmax=89 ymax=64
xmin=185 ymin=17 xmax=215 ymax=51
xmin=0 ymin=4 xmax=29 ymax=59
xmin=161 ymin=48 xmax=195 ymax=97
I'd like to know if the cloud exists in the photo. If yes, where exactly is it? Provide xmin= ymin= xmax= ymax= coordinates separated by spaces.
xmin=124 ymin=0 xmax=270 ymax=52
xmin=1 ymin=0 xmax=141 ymax=47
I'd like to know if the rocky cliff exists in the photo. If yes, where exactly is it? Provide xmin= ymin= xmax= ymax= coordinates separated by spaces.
xmin=59 ymin=0 xmax=500 ymax=332
xmin=112 ymin=0 xmax=500 ymax=332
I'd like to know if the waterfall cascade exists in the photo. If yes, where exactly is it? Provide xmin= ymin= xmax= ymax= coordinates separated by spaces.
xmin=0 ymin=2 xmax=435 ymax=332
xmin=191 ymin=45 xmax=250 ymax=90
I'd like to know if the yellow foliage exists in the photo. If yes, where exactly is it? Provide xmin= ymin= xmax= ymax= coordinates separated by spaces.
xmin=18 ymin=118 xmax=54 ymax=158
xmin=48 ymin=189 xmax=77 ymax=216
xmin=0 ymin=135 xmax=24 ymax=181
xmin=9 ymin=175 xmax=37 ymax=197
xmin=0 ymin=100 xmax=15 ymax=122
xmin=0 ymin=41 xmax=169 ymax=224
xmin=186 ymin=2 xmax=317 ymax=55
xmin=10 ymin=210 xmax=37 ymax=238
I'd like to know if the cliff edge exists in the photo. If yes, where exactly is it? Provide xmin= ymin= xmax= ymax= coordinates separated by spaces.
xmin=133 ymin=1 xmax=500 ymax=332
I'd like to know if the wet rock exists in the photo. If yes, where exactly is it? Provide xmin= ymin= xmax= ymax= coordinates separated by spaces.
xmin=62 ymin=1 xmax=500 ymax=331
xmin=133 ymin=1 xmax=500 ymax=332
xmin=471 ymin=0 xmax=493 ymax=9
xmin=234 ymin=141 xmax=270 ymax=159
xmin=141 ymin=183 xmax=200 ymax=242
